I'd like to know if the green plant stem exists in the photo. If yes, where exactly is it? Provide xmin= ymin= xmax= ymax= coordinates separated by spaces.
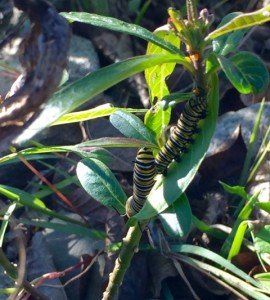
xmin=102 ymin=221 xmax=147 ymax=300
xmin=0 ymin=248 xmax=17 ymax=279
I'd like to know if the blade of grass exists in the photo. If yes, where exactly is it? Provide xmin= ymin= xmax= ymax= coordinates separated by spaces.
xmin=235 ymin=99 xmax=265 ymax=216
xmin=248 ymin=128 xmax=270 ymax=183
xmin=0 ymin=203 xmax=17 ymax=247
xmin=239 ymin=99 xmax=265 ymax=185
xmin=173 ymin=253 xmax=269 ymax=300
xmin=221 ymin=191 xmax=260 ymax=258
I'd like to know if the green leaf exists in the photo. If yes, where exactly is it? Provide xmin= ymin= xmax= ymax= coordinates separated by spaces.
xmin=218 ymin=52 xmax=269 ymax=94
xmin=134 ymin=73 xmax=219 ymax=220
xmin=76 ymin=158 xmax=127 ymax=214
xmin=212 ymin=12 xmax=248 ymax=56
xmin=160 ymin=92 xmax=194 ymax=109
xmin=75 ymin=137 xmax=157 ymax=149
xmin=254 ymin=272 xmax=270 ymax=286
xmin=0 ymin=288 xmax=16 ymax=296
xmin=144 ymin=105 xmax=171 ymax=141
xmin=0 ymin=203 xmax=16 ymax=247
xmin=0 ymin=185 xmax=85 ymax=226
xmin=206 ymin=6 xmax=270 ymax=41
xmin=159 ymin=193 xmax=192 ymax=238
xmin=228 ymin=221 xmax=248 ymax=260
xmin=145 ymin=26 xmax=181 ymax=102
xmin=256 ymin=202 xmax=270 ymax=213
xmin=110 ymin=111 xmax=157 ymax=145
xmin=61 ymin=12 xmax=182 ymax=55
xmin=254 ymin=225 xmax=270 ymax=254
xmin=144 ymin=27 xmax=181 ymax=138
xmin=175 ymin=257 xmax=268 ymax=299
xmin=221 ymin=192 xmax=259 ymax=258
xmin=0 ymin=144 xmax=113 ymax=165
xmin=240 ymin=99 xmax=266 ymax=186
xmin=52 ymin=104 xmax=147 ymax=125
xmin=192 ymin=215 xmax=228 ymax=239
xmin=20 ymin=219 xmax=106 ymax=240
xmin=220 ymin=182 xmax=248 ymax=200
xmin=171 ymin=244 xmax=263 ymax=288
xmin=16 ymin=54 xmax=188 ymax=145
xmin=0 ymin=154 xmax=56 ymax=166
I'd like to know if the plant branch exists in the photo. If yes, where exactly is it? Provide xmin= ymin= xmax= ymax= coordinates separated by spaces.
xmin=102 ymin=221 xmax=147 ymax=300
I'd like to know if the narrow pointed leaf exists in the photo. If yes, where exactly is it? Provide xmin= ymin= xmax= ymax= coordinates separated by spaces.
xmin=0 ymin=203 xmax=16 ymax=247
xmin=61 ymin=12 xmax=182 ymax=55
xmin=0 ymin=185 xmax=85 ymax=226
xmin=76 ymin=158 xmax=126 ymax=214
xmin=16 ymin=54 xmax=188 ymax=144
xmin=52 ymin=104 xmax=146 ymax=125
xmin=171 ymin=244 xmax=263 ymax=288
xmin=0 ymin=137 xmax=156 ymax=165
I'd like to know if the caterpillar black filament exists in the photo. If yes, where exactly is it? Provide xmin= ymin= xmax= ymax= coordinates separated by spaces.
xmin=155 ymin=95 xmax=207 ymax=175
xmin=126 ymin=148 xmax=156 ymax=217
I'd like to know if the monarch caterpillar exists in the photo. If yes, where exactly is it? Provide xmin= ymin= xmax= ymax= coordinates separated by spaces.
xmin=126 ymin=148 xmax=156 ymax=217
xmin=155 ymin=95 xmax=207 ymax=175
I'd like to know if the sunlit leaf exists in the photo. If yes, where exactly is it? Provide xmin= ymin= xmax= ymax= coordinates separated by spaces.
xmin=144 ymin=26 xmax=181 ymax=138
xmin=145 ymin=25 xmax=181 ymax=102
xmin=228 ymin=221 xmax=248 ymax=260
xmin=212 ymin=12 xmax=248 ymax=56
xmin=52 ymin=104 xmax=146 ymax=125
xmin=16 ymin=54 xmax=188 ymax=145
xmin=206 ymin=6 xmax=270 ymax=40
xmin=218 ymin=52 xmax=269 ymax=94
xmin=144 ymin=105 xmax=171 ymax=141
xmin=221 ymin=192 xmax=260 ymax=258
xmin=220 ymin=182 xmax=248 ymax=200
xmin=256 ymin=202 xmax=270 ymax=213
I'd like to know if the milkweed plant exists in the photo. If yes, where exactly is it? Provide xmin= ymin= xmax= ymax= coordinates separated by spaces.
xmin=0 ymin=0 xmax=270 ymax=299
